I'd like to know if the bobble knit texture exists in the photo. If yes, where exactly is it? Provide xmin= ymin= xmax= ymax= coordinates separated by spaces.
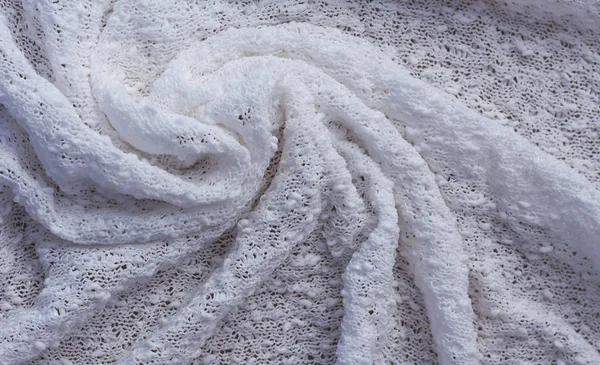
xmin=0 ymin=0 xmax=599 ymax=364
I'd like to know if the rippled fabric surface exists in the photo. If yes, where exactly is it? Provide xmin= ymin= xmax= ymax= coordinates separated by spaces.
xmin=0 ymin=0 xmax=599 ymax=364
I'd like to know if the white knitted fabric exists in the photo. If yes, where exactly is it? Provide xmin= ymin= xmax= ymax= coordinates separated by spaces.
xmin=0 ymin=0 xmax=599 ymax=364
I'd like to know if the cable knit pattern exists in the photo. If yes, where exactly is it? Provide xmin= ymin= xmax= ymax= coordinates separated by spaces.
xmin=0 ymin=0 xmax=599 ymax=364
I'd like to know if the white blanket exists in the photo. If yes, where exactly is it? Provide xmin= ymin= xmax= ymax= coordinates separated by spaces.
xmin=0 ymin=0 xmax=599 ymax=364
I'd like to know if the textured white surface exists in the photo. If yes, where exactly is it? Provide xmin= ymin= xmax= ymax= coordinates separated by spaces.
xmin=0 ymin=0 xmax=599 ymax=364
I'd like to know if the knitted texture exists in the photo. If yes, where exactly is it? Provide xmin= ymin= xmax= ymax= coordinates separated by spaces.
xmin=0 ymin=0 xmax=599 ymax=364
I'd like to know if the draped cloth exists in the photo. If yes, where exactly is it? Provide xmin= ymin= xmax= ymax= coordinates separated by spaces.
xmin=0 ymin=0 xmax=599 ymax=364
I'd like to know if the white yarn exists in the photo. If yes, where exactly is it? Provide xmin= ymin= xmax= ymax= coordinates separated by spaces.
xmin=0 ymin=0 xmax=599 ymax=364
